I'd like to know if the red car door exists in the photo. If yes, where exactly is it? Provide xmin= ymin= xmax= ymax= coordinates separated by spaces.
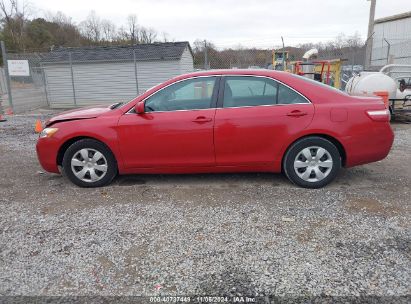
xmin=214 ymin=76 xmax=314 ymax=166
xmin=117 ymin=76 xmax=219 ymax=168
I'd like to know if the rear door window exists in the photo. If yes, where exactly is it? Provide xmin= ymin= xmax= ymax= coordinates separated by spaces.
xmin=223 ymin=76 xmax=278 ymax=108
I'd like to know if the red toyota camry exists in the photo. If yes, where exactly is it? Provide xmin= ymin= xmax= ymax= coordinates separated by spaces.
xmin=36 ymin=70 xmax=394 ymax=188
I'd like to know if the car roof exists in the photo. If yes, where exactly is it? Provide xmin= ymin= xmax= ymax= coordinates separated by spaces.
xmin=173 ymin=69 xmax=301 ymax=87
xmin=179 ymin=69 xmax=285 ymax=78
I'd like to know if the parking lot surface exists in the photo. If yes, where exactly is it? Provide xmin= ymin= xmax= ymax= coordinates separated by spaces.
xmin=0 ymin=113 xmax=410 ymax=297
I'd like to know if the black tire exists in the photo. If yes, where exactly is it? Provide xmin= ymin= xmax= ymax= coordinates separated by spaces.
xmin=283 ymin=136 xmax=341 ymax=189
xmin=62 ymin=139 xmax=117 ymax=187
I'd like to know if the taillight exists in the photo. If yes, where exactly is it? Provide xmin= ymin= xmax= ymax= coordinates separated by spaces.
xmin=366 ymin=109 xmax=390 ymax=122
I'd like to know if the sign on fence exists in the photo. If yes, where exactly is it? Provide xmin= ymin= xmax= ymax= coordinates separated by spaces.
xmin=8 ymin=60 xmax=30 ymax=76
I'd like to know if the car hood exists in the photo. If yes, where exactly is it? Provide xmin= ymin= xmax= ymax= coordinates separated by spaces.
xmin=46 ymin=105 xmax=112 ymax=126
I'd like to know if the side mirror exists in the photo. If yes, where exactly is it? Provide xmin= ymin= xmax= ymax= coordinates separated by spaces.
xmin=135 ymin=101 xmax=145 ymax=114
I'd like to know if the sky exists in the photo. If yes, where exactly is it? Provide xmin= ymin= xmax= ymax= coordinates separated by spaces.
xmin=28 ymin=0 xmax=411 ymax=48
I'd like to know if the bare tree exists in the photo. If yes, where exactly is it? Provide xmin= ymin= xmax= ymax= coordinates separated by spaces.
xmin=193 ymin=39 xmax=205 ymax=52
xmin=79 ymin=10 xmax=101 ymax=42
xmin=0 ymin=0 xmax=32 ymax=50
xmin=116 ymin=25 xmax=129 ymax=41
xmin=345 ymin=32 xmax=363 ymax=48
xmin=47 ymin=11 xmax=72 ymax=25
xmin=161 ymin=31 xmax=169 ymax=43
xmin=0 ymin=0 xmax=18 ymax=45
xmin=139 ymin=26 xmax=157 ymax=43
xmin=101 ymin=19 xmax=116 ymax=41
xmin=42 ymin=11 xmax=83 ymax=47
xmin=0 ymin=1 xmax=166 ymax=50
xmin=127 ymin=14 xmax=138 ymax=44
xmin=297 ymin=32 xmax=364 ymax=52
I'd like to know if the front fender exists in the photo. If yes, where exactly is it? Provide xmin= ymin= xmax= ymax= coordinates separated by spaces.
xmin=52 ymin=116 xmax=125 ymax=172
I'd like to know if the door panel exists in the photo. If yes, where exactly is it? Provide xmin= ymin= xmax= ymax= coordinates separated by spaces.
xmin=214 ymin=104 xmax=314 ymax=166
xmin=117 ymin=109 xmax=216 ymax=168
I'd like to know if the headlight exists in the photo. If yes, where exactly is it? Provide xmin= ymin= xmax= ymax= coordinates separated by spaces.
xmin=39 ymin=128 xmax=59 ymax=138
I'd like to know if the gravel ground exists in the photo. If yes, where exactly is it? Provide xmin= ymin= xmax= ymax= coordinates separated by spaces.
xmin=0 ymin=111 xmax=410 ymax=299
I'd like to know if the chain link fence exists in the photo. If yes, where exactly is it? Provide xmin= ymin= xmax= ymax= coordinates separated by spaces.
xmin=0 ymin=42 xmax=193 ymax=113
xmin=0 ymin=50 xmax=48 ymax=114
xmin=194 ymin=48 xmax=274 ymax=70
xmin=193 ymin=43 xmax=367 ymax=91
xmin=39 ymin=49 xmax=142 ymax=109
xmin=371 ymin=39 xmax=411 ymax=67
xmin=194 ymin=45 xmax=366 ymax=70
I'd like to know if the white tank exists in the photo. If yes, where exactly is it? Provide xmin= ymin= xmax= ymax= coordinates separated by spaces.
xmin=345 ymin=72 xmax=397 ymax=99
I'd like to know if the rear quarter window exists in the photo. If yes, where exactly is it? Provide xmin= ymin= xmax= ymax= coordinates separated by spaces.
xmin=277 ymin=83 xmax=309 ymax=104
xmin=289 ymin=74 xmax=349 ymax=97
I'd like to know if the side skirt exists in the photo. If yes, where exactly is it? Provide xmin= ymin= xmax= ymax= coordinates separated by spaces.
xmin=119 ymin=162 xmax=281 ymax=175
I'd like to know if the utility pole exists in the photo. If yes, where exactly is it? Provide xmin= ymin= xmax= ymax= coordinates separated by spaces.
xmin=204 ymin=40 xmax=208 ymax=70
xmin=365 ymin=0 xmax=376 ymax=70
xmin=281 ymin=36 xmax=286 ymax=71
xmin=1 ymin=41 xmax=14 ymax=113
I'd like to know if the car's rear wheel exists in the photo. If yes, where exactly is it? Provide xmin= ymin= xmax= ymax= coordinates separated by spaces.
xmin=283 ymin=137 xmax=341 ymax=188
xmin=62 ymin=139 xmax=117 ymax=187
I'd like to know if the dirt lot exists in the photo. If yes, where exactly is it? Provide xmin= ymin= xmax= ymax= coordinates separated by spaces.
xmin=0 ymin=111 xmax=410 ymax=298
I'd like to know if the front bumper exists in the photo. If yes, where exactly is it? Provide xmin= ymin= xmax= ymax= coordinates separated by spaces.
xmin=36 ymin=137 xmax=60 ymax=174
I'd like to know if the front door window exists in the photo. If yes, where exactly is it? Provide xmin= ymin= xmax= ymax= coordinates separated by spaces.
xmin=145 ymin=77 xmax=217 ymax=112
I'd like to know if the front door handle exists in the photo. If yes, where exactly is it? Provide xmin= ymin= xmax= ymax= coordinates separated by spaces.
xmin=286 ymin=110 xmax=308 ymax=117
xmin=192 ymin=116 xmax=212 ymax=123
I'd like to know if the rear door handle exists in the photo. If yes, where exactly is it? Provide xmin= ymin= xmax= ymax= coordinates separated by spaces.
xmin=192 ymin=116 xmax=212 ymax=123
xmin=286 ymin=110 xmax=308 ymax=117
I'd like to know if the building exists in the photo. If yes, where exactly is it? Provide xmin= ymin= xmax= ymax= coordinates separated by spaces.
xmin=371 ymin=11 xmax=411 ymax=67
xmin=41 ymin=42 xmax=194 ymax=108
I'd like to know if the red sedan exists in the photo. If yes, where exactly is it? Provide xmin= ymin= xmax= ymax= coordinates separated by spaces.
xmin=36 ymin=70 xmax=394 ymax=188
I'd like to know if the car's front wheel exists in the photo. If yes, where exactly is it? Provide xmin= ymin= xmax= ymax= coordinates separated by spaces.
xmin=283 ymin=137 xmax=341 ymax=188
xmin=62 ymin=139 xmax=117 ymax=187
